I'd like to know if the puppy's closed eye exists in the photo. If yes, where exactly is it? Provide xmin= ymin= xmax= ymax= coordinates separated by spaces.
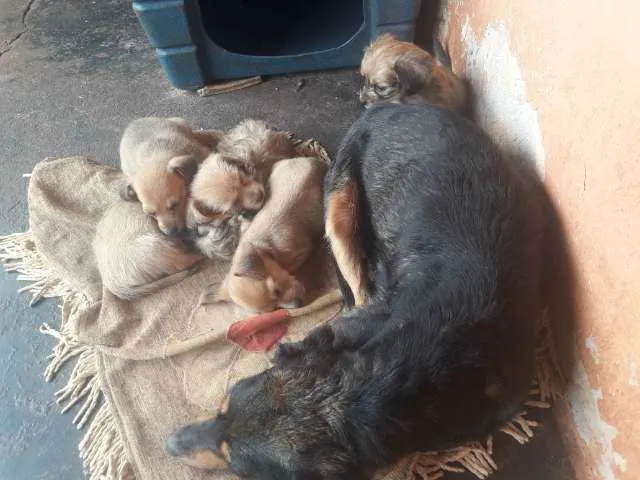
xmin=373 ymin=84 xmax=393 ymax=97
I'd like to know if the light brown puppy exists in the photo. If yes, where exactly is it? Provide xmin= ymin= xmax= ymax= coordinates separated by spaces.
xmin=187 ymin=119 xmax=296 ymax=227
xmin=359 ymin=33 xmax=467 ymax=112
xmin=94 ymin=201 xmax=203 ymax=301
xmin=119 ymin=117 xmax=221 ymax=235
xmin=201 ymin=157 xmax=326 ymax=312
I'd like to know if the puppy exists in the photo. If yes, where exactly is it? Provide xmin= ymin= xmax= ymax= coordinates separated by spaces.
xmin=180 ymin=215 xmax=242 ymax=261
xmin=360 ymin=33 xmax=467 ymax=112
xmin=217 ymin=119 xmax=297 ymax=175
xmin=119 ymin=117 xmax=221 ymax=235
xmin=94 ymin=201 xmax=203 ymax=300
xmin=167 ymin=105 xmax=550 ymax=478
xmin=201 ymin=157 xmax=326 ymax=312
xmin=187 ymin=119 xmax=296 ymax=226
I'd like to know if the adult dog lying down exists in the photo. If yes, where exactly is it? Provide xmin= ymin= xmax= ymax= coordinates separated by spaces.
xmin=167 ymin=104 xmax=549 ymax=479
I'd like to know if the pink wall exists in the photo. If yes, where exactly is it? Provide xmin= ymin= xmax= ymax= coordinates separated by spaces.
xmin=433 ymin=1 xmax=640 ymax=478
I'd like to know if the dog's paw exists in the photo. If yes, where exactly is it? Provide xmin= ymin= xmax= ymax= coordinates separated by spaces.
xmin=273 ymin=341 xmax=306 ymax=366
xmin=273 ymin=326 xmax=336 ymax=366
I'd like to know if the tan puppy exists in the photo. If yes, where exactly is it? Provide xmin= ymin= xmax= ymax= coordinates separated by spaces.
xmin=201 ymin=157 xmax=326 ymax=312
xmin=187 ymin=119 xmax=296 ymax=227
xmin=359 ymin=33 xmax=467 ymax=112
xmin=119 ymin=117 xmax=221 ymax=235
xmin=94 ymin=201 xmax=203 ymax=301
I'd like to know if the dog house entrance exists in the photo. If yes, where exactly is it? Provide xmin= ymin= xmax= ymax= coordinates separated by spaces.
xmin=198 ymin=0 xmax=364 ymax=56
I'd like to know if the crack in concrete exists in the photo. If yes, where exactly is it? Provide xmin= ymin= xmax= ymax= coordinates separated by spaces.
xmin=0 ymin=0 xmax=38 ymax=57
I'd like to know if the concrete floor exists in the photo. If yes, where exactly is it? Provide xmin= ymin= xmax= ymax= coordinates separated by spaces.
xmin=0 ymin=0 xmax=574 ymax=478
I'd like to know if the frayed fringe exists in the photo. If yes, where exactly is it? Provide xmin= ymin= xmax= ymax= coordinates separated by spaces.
xmin=1 ymin=231 xmax=133 ymax=480
xmin=0 ymin=232 xmax=78 ymax=305
xmin=2 ymin=231 xmax=561 ymax=480
xmin=407 ymin=309 xmax=561 ymax=480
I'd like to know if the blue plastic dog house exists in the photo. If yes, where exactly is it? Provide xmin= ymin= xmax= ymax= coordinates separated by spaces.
xmin=133 ymin=0 xmax=421 ymax=90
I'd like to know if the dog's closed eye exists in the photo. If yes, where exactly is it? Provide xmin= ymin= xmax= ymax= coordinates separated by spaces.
xmin=167 ymin=200 xmax=179 ymax=211
xmin=373 ymin=84 xmax=393 ymax=97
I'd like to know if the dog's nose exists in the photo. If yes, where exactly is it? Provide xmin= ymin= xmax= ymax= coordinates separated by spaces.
xmin=290 ymin=298 xmax=303 ymax=308
xmin=254 ymin=188 xmax=265 ymax=205
xmin=165 ymin=226 xmax=181 ymax=236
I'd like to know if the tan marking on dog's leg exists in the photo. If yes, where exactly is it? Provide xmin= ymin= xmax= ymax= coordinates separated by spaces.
xmin=219 ymin=441 xmax=231 ymax=462
xmin=184 ymin=449 xmax=228 ymax=470
xmin=326 ymin=180 xmax=368 ymax=305
xmin=219 ymin=395 xmax=230 ymax=414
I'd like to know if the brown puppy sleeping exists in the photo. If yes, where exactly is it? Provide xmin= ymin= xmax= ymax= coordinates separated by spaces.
xmin=94 ymin=201 xmax=203 ymax=301
xmin=119 ymin=117 xmax=222 ymax=235
xmin=359 ymin=33 xmax=467 ymax=112
xmin=200 ymin=157 xmax=326 ymax=312
xmin=187 ymin=119 xmax=296 ymax=228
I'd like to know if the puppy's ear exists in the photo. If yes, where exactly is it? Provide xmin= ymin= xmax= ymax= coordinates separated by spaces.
xmin=265 ymin=276 xmax=278 ymax=295
xmin=168 ymin=155 xmax=199 ymax=184
xmin=215 ymin=281 xmax=230 ymax=302
xmin=233 ymin=250 xmax=266 ymax=280
xmin=199 ymin=282 xmax=230 ymax=305
xmin=394 ymin=54 xmax=433 ymax=96
xmin=120 ymin=183 xmax=138 ymax=201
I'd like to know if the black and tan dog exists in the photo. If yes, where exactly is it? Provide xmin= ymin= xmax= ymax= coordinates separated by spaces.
xmin=166 ymin=104 xmax=550 ymax=479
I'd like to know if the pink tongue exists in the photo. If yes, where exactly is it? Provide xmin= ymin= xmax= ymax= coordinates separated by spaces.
xmin=226 ymin=309 xmax=290 ymax=352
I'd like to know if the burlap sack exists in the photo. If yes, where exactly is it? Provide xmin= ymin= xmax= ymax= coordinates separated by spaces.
xmin=0 ymin=152 xmax=555 ymax=480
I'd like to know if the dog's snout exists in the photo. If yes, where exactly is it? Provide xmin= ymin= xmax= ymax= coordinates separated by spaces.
xmin=165 ymin=226 xmax=181 ymax=236
xmin=166 ymin=419 xmax=221 ymax=457
xmin=166 ymin=429 xmax=190 ymax=457
xmin=254 ymin=187 xmax=265 ymax=205
xmin=359 ymin=87 xmax=367 ymax=104
xmin=291 ymin=298 xmax=303 ymax=308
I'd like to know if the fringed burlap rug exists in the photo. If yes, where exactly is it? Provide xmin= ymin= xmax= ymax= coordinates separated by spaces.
xmin=0 ymin=142 xmax=560 ymax=480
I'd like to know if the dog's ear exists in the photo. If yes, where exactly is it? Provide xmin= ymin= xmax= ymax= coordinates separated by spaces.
xmin=233 ymin=250 xmax=266 ymax=280
xmin=120 ymin=183 xmax=138 ymax=201
xmin=214 ymin=282 xmax=230 ymax=302
xmin=168 ymin=155 xmax=199 ymax=183
xmin=394 ymin=54 xmax=433 ymax=96
xmin=192 ymin=199 xmax=216 ymax=218
xmin=265 ymin=276 xmax=279 ymax=296
xmin=199 ymin=282 xmax=230 ymax=305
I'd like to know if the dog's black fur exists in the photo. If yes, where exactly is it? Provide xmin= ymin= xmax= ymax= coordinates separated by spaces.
xmin=166 ymin=104 xmax=549 ymax=479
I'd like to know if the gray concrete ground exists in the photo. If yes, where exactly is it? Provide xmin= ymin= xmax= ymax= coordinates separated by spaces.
xmin=0 ymin=0 xmax=574 ymax=478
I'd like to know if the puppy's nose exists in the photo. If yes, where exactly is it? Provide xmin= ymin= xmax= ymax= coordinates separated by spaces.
xmin=254 ymin=188 xmax=265 ymax=205
xmin=165 ymin=226 xmax=181 ymax=236
xmin=290 ymin=298 xmax=303 ymax=308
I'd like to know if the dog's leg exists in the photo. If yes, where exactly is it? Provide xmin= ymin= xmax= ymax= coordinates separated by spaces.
xmin=325 ymin=179 xmax=368 ymax=307
xmin=333 ymin=255 xmax=355 ymax=307
xmin=273 ymin=324 xmax=334 ymax=367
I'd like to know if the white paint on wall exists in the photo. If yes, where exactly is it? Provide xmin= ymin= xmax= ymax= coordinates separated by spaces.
xmin=629 ymin=360 xmax=638 ymax=387
xmin=567 ymin=361 xmax=626 ymax=479
xmin=460 ymin=22 xmax=546 ymax=177
xmin=585 ymin=336 xmax=601 ymax=364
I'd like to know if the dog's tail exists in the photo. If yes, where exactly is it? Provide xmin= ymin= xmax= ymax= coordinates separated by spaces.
xmin=100 ymin=233 xmax=205 ymax=301
xmin=110 ymin=261 xmax=204 ymax=301
xmin=433 ymin=37 xmax=453 ymax=70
